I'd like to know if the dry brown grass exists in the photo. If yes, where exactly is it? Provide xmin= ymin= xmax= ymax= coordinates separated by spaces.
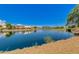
xmin=1 ymin=36 xmax=79 ymax=54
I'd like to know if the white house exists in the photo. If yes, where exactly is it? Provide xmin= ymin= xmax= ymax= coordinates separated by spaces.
xmin=0 ymin=20 xmax=6 ymax=28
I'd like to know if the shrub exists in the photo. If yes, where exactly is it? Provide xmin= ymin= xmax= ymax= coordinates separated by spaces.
xmin=44 ymin=36 xmax=55 ymax=43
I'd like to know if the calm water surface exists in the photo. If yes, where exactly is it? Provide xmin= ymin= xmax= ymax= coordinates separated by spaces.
xmin=0 ymin=30 xmax=74 ymax=51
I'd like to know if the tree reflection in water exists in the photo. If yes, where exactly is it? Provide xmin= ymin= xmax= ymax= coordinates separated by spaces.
xmin=0 ymin=31 xmax=34 ymax=38
xmin=0 ymin=31 xmax=14 ymax=37
xmin=5 ymin=32 xmax=14 ymax=37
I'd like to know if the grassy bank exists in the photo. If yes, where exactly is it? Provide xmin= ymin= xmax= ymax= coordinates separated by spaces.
xmin=1 ymin=36 xmax=79 ymax=54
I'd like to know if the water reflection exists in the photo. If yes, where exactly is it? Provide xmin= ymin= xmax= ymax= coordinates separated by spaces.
xmin=0 ymin=30 xmax=74 ymax=51
xmin=5 ymin=32 xmax=14 ymax=37
xmin=0 ymin=31 xmax=33 ymax=38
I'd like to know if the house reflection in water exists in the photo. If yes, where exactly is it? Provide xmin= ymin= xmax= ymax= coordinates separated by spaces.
xmin=0 ymin=31 xmax=34 ymax=38
xmin=0 ymin=32 xmax=14 ymax=37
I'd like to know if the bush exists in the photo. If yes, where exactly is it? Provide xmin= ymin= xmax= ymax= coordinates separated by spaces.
xmin=44 ymin=36 xmax=55 ymax=43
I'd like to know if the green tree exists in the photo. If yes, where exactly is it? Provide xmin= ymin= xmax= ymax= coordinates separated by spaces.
xmin=66 ymin=5 xmax=79 ymax=28
xmin=6 ymin=23 xmax=12 ymax=29
xmin=33 ymin=26 xmax=38 ymax=30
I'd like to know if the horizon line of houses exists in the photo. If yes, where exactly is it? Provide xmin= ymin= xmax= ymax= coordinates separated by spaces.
xmin=0 ymin=20 xmax=34 ymax=30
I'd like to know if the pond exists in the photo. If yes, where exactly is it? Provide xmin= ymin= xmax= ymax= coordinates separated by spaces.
xmin=0 ymin=30 xmax=74 ymax=51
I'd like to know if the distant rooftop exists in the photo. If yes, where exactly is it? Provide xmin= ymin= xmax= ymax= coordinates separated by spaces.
xmin=0 ymin=20 xmax=6 ymax=25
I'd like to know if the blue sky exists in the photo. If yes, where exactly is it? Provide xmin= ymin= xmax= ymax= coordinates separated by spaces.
xmin=0 ymin=4 xmax=76 ymax=26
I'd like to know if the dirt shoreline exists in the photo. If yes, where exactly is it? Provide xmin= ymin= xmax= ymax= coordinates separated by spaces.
xmin=1 ymin=36 xmax=79 ymax=54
